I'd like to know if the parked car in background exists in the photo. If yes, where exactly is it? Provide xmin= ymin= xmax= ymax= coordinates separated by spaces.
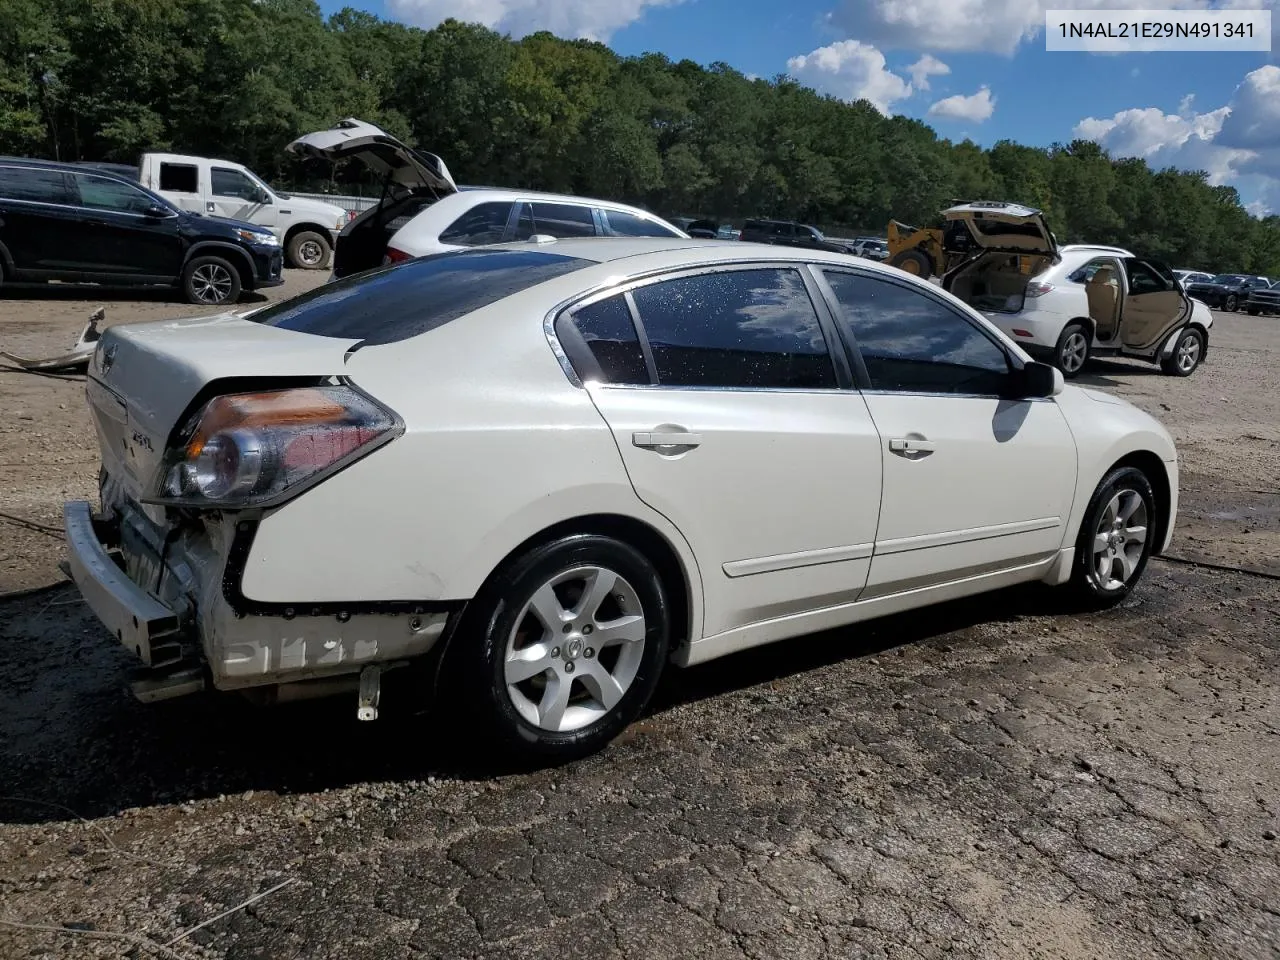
xmin=0 ymin=157 xmax=283 ymax=304
xmin=856 ymin=238 xmax=890 ymax=261
xmin=288 ymin=119 xmax=688 ymax=279
xmin=1244 ymin=278 xmax=1280 ymax=315
xmin=716 ymin=225 xmax=741 ymax=240
xmin=128 ymin=152 xmax=348 ymax=270
xmin=1183 ymin=273 xmax=1272 ymax=312
xmin=936 ymin=209 xmax=1212 ymax=378
xmin=65 ymin=237 xmax=1178 ymax=761
xmin=670 ymin=217 xmax=719 ymax=238
xmin=739 ymin=218 xmax=859 ymax=254
xmin=1173 ymin=269 xmax=1213 ymax=286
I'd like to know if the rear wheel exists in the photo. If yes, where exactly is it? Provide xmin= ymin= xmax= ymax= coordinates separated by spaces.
xmin=1224 ymin=293 xmax=1238 ymax=311
xmin=889 ymin=248 xmax=933 ymax=278
xmin=1068 ymin=466 xmax=1157 ymax=609
xmin=181 ymin=256 xmax=241 ymax=306
xmin=1052 ymin=322 xmax=1090 ymax=378
xmin=287 ymin=230 xmax=331 ymax=270
xmin=454 ymin=534 xmax=671 ymax=761
xmin=1160 ymin=326 xmax=1204 ymax=377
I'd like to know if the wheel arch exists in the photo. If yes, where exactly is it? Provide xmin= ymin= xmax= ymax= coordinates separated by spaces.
xmin=183 ymin=241 xmax=255 ymax=289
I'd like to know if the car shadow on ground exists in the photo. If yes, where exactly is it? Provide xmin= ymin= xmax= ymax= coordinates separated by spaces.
xmin=0 ymin=284 xmax=269 ymax=306
xmin=0 ymin=581 xmax=1093 ymax=823
xmin=1072 ymin=358 xmax=1161 ymax=387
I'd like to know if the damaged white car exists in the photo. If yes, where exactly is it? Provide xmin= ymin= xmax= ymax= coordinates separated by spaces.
xmin=938 ymin=202 xmax=1213 ymax=378
xmin=66 ymin=239 xmax=1178 ymax=760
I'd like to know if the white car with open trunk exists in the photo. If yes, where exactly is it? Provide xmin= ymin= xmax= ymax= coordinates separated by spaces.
xmin=934 ymin=202 xmax=1213 ymax=378
xmin=65 ymin=237 xmax=1178 ymax=760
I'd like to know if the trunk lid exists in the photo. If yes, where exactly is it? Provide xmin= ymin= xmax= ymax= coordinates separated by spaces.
xmin=287 ymin=118 xmax=457 ymax=198
xmin=87 ymin=313 xmax=358 ymax=500
xmin=943 ymin=201 xmax=1057 ymax=257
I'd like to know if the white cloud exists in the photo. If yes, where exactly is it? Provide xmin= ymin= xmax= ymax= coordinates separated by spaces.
xmin=928 ymin=86 xmax=995 ymax=123
xmin=827 ymin=0 xmax=1272 ymax=55
xmin=786 ymin=40 xmax=913 ymax=115
xmin=384 ymin=0 xmax=682 ymax=41
xmin=906 ymin=54 xmax=950 ymax=90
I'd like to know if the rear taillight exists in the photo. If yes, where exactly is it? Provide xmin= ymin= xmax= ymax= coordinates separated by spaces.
xmin=383 ymin=246 xmax=413 ymax=265
xmin=148 ymin=386 xmax=401 ymax=509
xmin=1025 ymin=281 xmax=1055 ymax=297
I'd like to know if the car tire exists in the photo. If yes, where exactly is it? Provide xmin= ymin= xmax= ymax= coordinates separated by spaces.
xmin=181 ymin=256 xmax=242 ymax=306
xmin=287 ymin=230 xmax=331 ymax=270
xmin=453 ymin=534 xmax=671 ymax=762
xmin=1160 ymin=326 xmax=1204 ymax=377
xmin=1224 ymin=293 xmax=1238 ymax=311
xmin=889 ymin=248 xmax=934 ymax=278
xmin=1052 ymin=322 xmax=1090 ymax=378
xmin=1068 ymin=466 xmax=1157 ymax=609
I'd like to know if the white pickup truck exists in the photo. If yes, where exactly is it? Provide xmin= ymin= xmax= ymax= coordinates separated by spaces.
xmin=131 ymin=153 xmax=348 ymax=269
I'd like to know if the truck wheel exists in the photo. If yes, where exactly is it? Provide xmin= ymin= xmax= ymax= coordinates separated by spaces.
xmin=287 ymin=230 xmax=331 ymax=270
xmin=889 ymin=249 xmax=933 ymax=278
xmin=182 ymin=256 xmax=242 ymax=306
xmin=1053 ymin=322 xmax=1090 ymax=378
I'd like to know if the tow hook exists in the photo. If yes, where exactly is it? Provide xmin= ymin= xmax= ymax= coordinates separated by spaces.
xmin=357 ymin=664 xmax=381 ymax=721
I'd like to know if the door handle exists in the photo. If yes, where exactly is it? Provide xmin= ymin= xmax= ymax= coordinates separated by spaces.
xmin=889 ymin=437 xmax=935 ymax=459
xmin=633 ymin=430 xmax=702 ymax=450
xmin=205 ymin=201 xmax=216 ymax=212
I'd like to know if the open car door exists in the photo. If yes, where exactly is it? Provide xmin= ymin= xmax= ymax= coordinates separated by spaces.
xmin=1119 ymin=257 xmax=1191 ymax=352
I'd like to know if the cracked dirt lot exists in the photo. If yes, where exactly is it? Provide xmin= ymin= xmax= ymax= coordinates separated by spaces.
xmin=1 ymin=277 xmax=1278 ymax=960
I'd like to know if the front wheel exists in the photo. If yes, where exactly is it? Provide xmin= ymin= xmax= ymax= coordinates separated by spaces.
xmin=1160 ymin=327 xmax=1204 ymax=376
xmin=181 ymin=256 xmax=242 ymax=306
xmin=1224 ymin=294 xmax=1238 ymax=312
xmin=1052 ymin=322 xmax=1090 ymax=378
xmin=455 ymin=534 xmax=671 ymax=762
xmin=287 ymin=230 xmax=332 ymax=270
xmin=1068 ymin=466 xmax=1157 ymax=609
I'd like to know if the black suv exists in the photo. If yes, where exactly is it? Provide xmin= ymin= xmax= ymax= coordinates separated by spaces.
xmin=0 ymin=158 xmax=284 ymax=305
xmin=739 ymin=218 xmax=857 ymax=254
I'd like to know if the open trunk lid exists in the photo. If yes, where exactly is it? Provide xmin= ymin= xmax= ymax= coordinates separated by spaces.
xmin=943 ymin=201 xmax=1056 ymax=257
xmin=87 ymin=313 xmax=358 ymax=501
xmin=287 ymin=118 xmax=457 ymax=198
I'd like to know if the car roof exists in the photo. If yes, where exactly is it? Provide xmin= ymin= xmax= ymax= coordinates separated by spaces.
xmin=448 ymin=185 xmax=666 ymax=214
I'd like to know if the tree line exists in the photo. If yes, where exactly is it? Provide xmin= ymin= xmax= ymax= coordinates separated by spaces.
xmin=2 ymin=0 xmax=1277 ymax=273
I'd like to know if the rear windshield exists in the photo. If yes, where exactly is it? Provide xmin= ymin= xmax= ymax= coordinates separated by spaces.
xmin=248 ymin=249 xmax=592 ymax=346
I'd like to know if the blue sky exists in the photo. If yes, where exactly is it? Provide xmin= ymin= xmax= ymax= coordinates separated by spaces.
xmin=319 ymin=0 xmax=1280 ymax=213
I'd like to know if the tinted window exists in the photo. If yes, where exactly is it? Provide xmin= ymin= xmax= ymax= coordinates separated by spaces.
xmin=602 ymin=209 xmax=682 ymax=238
xmin=514 ymin=201 xmax=596 ymax=239
xmin=630 ymin=268 xmax=836 ymax=389
xmin=769 ymin=223 xmax=793 ymax=238
xmin=0 ymin=166 xmax=70 ymax=204
xmin=72 ymin=174 xmax=157 ymax=214
xmin=1126 ymin=260 xmax=1171 ymax=295
xmin=159 ymin=162 xmax=198 ymax=193
xmin=824 ymin=271 xmax=1010 ymax=395
xmin=557 ymin=294 xmax=650 ymax=385
xmin=439 ymin=201 xmax=513 ymax=246
xmin=211 ymin=167 xmax=260 ymax=200
xmin=249 ymin=249 xmax=591 ymax=346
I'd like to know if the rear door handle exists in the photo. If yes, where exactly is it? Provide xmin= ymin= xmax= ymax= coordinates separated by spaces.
xmin=889 ymin=437 xmax=935 ymax=458
xmin=205 ymin=201 xmax=216 ymax=213
xmin=633 ymin=431 xmax=702 ymax=450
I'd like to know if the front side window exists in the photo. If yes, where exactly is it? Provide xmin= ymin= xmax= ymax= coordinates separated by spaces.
xmin=514 ymin=201 xmax=596 ymax=239
xmin=439 ymin=201 xmax=513 ymax=246
xmin=71 ymin=174 xmax=158 ymax=214
xmin=823 ymin=270 xmax=1010 ymax=395
xmin=158 ymin=162 xmax=198 ymax=193
xmin=0 ymin=166 xmax=71 ymax=204
xmin=629 ymin=268 xmax=836 ymax=389
xmin=211 ymin=167 xmax=261 ymax=201
xmin=602 ymin=209 xmax=682 ymax=238
xmin=556 ymin=294 xmax=650 ymax=385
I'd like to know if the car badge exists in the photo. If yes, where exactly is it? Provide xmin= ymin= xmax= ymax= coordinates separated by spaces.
xmin=100 ymin=344 xmax=117 ymax=374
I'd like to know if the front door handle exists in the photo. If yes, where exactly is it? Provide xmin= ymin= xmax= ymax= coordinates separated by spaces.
xmin=206 ymin=201 xmax=216 ymax=213
xmin=633 ymin=430 xmax=702 ymax=450
xmin=889 ymin=437 xmax=935 ymax=459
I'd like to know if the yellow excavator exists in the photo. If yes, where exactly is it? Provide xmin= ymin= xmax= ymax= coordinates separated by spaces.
xmin=887 ymin=202 xmax=1046 ymax=279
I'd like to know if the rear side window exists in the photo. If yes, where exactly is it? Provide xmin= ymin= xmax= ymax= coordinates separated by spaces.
xmin=159 ymin=162 xmax=198 ymax=193
xmin=0 ymin=166 xmax=70 ymax=204
xmin=515 ymin=202 xmax=597 ymax=239
xmin=630 ymin=268 xmax=836 ymax=389
xmin=249 ymin=249 xmax=592 ymax=346
xmin=556 ymin=295 xmax=650 ymax=385
xmin=602 ymin=209 xmax=682 ymax=238
xmin=439 ymin=201 xmax=513 ymax=246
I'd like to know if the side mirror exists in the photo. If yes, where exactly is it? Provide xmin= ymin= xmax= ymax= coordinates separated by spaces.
xmin=1011 ymin=360 xmax=1063 ymax=399
xmin=254 ymin=189 xmax=272 ymax=205
xmin=143 ymin=204 xmax=171 ymax=218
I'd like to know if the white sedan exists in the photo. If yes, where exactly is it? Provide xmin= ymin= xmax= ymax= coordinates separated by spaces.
xmin=65 ymin=238 xmax=1178 ymax=760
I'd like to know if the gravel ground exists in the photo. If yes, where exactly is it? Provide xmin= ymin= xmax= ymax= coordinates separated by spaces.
xmin=1 ymin=275 xmax=1278 ymax=960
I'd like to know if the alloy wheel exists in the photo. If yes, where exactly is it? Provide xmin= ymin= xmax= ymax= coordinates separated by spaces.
xmin=191 ymin=263 xmax=234 ymax=304
xmin=503 ymin=565 xmax=647 ymax=733
xmin=1091 ymin=489 xmax=1148 ymax=591
xmin=1176 ymin=333 xmax=1201 ymax=373
xmin=1060 ymin=331 xmax=1088 ymax=374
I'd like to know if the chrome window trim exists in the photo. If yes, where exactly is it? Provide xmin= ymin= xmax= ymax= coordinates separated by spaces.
xmin=543 ymin=258 xmax=847 ymax=393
